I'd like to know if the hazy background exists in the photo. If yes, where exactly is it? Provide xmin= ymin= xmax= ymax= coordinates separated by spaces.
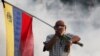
xmin=0 ymin=0 xmax=100 ymax=56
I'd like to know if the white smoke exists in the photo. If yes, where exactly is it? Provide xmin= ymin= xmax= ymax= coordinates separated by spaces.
xmin=0 ymin=1 xmax=6 ymax=56
xmin=0 ymin=0 xmax=100 ymax=56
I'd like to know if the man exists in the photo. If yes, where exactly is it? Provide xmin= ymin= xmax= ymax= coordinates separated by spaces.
xmin=43 ymin=20 xmax=83 ymax=56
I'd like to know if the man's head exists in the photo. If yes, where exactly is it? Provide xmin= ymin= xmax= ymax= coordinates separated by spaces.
xmin=54 ymin=20 xmax=66 ymax=29
xmin=54 ymin=20 xmax=66 ymax=36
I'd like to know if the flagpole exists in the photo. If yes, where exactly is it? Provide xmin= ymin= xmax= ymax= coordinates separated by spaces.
xmin=32 ymin=15 xmax=54 ymax=28
xmin=1 ymin=0 xmax=5 ymax=8
xmin=3 ymin=1 xmax=54 ymax=28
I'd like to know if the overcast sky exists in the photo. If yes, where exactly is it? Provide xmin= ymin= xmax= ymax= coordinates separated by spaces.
xmin=0 ymin=0 xmax=100 ymax=56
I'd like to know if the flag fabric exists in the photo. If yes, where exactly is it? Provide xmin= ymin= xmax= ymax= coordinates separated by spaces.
xmin=21 ymin=12 xmax=33 ymax=56
xmin=4 ymin=2 xmax=14 ymax=56
xmin=13 ymin=6 xmax=22 ymax=56
xmin=4 ymin=2 xmax=33 ymax=56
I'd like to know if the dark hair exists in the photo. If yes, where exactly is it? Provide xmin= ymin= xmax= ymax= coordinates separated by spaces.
xmin=54 ymin=20 xmax=66 ymax=29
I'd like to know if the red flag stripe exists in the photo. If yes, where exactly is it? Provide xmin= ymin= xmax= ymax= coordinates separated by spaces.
xmin=20 ymin=12 xmax=33 ymax=56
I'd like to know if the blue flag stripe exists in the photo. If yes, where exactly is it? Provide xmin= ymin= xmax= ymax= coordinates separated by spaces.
xmin=13 ymin=6 xmax=22 ymax=56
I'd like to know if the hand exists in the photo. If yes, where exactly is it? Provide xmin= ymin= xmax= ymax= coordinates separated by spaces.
xmin=71 ymin=35 xmax=80 ymax=43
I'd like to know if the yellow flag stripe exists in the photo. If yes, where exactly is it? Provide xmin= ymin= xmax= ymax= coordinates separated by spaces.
xmin=4 ymin=2 xmax=14 ymax=56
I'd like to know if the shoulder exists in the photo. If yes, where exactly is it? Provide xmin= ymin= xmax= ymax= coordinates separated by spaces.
xmin=65 ymin=33 xmax=80 ymax=38
xmin=46 ymin=34 xmax=55 ymax=39
xmin=65 ymin=33 xmax=81 ymax=42
xmin=44 ymin=34 xmax=55 ymax=43
xmin=65 ymin=33 xmax=75 ymax=38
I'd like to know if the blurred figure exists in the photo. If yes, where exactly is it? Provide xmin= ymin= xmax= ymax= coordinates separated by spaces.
xmin=43 ymin=20 xmax=83 ymax=56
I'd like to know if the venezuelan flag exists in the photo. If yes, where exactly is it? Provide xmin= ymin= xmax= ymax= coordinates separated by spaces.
xmin=4 ymin=2 xmax=34 ymax=56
